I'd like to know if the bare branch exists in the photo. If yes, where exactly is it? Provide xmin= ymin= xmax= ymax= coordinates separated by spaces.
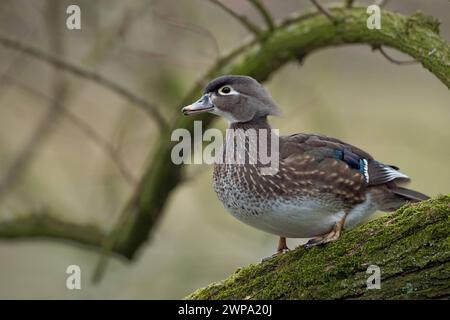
xmin=4 ymin=76 xmax=138 ymax=186
xmin=62 ymin=110 xmax=138 ymax=186
xmin=374 ymin=46 xmax=418 ymax=65
xmin=0 ymin=0 xmax=67 ymax=203
xmin=91 ymin=212 xmax=129 ymax=282
xmin=247 ymin=0 xmax=275 ymax=31
xmin=0 ymin=34 xmax=168 ymax=131
xmin=0 ymin=212 xmax=106 ymax=251
xmin=152 ymin=10 xmax=221 ymax=58
xmin=310 ymin=0 xmax=337 ymax=23
xmin=0 ymin=47 xmax=31 ymax=100
xmin=0 ymin=96 xmax=62 ymax=202
xmin=0 ymin=29 xmax=38 ymax=100
xmin=85 ymin=1 xmax=154 ymax=64
xmin=208 ymin=0 xmax=262 ymax=37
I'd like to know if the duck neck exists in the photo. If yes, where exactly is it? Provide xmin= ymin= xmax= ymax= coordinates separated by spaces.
xmin=229 ymin=116 xmax=271 ymax=131
xmin=223 ymin=116 xmax=277 ymax=168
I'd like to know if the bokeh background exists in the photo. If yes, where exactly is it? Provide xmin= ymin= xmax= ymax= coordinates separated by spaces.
xmin=0 ymin=0 xmax=448 ymax=299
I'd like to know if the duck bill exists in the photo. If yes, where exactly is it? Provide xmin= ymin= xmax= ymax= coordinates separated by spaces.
xmin=182 ymin=94 xmax=214 ymax=115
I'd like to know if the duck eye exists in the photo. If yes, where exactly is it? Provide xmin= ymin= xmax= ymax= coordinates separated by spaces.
xmin=218 ymin=86 xmax=233 ymax=95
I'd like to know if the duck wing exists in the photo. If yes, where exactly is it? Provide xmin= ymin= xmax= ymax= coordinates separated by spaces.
xmin=280 ymin=133 xmax=411 ymax=187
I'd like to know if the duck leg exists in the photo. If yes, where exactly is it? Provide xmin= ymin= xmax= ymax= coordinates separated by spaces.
xmin=305 ymin=211 xmax=348 ymax=249
xmin=277 ymin=237 xmax=290 ymax=254
xmin=262 ymin=237 xmax=290 ymax=262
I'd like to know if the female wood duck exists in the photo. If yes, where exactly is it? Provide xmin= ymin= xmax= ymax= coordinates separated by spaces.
xmin=182 ymin=75 xmax=429 ymax=255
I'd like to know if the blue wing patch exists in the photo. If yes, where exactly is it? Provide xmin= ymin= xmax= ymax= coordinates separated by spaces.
xmin=334 ymin=149 xmax=369 ymax=183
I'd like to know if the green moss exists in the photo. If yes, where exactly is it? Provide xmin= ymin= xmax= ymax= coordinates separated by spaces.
xmin=406 ymin=11 xmax=441 ymax=35
xmin=186 ymin=195 xmax=450 ymax=300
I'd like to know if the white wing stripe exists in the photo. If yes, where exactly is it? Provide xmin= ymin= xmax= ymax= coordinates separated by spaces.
xmin=381 ymin=167 xmax=410 ymax=180
xmin=363 ymin=159 xmax=369 ymax=183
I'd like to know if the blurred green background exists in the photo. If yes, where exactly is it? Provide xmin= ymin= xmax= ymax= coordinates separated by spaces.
xmin=0 ymin=0 xmax=449 ymax=299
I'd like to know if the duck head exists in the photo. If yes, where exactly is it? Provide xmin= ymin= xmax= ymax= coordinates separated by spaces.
xmin=182 ymin=75 xmax=280 ymax=123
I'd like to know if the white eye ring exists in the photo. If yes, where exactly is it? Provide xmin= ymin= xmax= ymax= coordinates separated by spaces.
xmin=218 ymin=85 xmax=238 ymax=95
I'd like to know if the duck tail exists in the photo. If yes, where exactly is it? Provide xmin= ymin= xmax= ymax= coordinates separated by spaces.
xmin=377 ymin=186 xmax=429 ymax=212
xmin=390 ymin=186 xmax=430 ymax=202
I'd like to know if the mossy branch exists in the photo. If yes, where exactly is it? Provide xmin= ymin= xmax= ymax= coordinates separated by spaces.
xmin=187 ymin=196 xmax=450 ymax=300
xmin=0 ymin=212 xmax=105 ymax=250
xmin=0 ymin=7 xmax=449 ymax=261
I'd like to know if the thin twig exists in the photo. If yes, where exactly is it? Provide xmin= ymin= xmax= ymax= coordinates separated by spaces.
xmin=0 ymin=0 xmax=67 ymax=202
xmin=208 ymin=0 xmax=262 ymax=37
xmin=63 ymin=112 xmax=137 ymax=186
xmin=375 ymin=46 xmax=418 ymax=65
xmin=152 ymin=10 xmax=221 ymax=58
xmin=310 ymin=0 xmax=337 ymax=24
xmin=85 ymin=1 xmax=157 ymax=65
xmin=0 ymin=44 xmax=32 ymax=101
xmin=91 ymin=214 xmax=126 ymax=283
xmin=0 ymin=5 xmax=40 ymax=100
xmin=247 ymin=0 xmax=275 ymax=31
xmin=4 ymin=76 xmax=137 ymax=186
xmin=0 ymin=96 xmax=63 ymax=201
xmin=0 ymin=34 xmax=168 ymax=131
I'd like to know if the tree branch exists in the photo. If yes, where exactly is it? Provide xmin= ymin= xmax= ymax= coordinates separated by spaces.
xmin=0 ymin=34 xmax=168 ymax=131
xmin=310 ymin=0 xmax=337 ymax=24
xmin=208 ymin=0 xmax=262 ymax=37
xmin=0 ymin=212 xmax=106 ymax=250
xmin=152 ymin=10 xmax=221 ymax=58
xmin=375 ymin=46 xmax=418 ymax=65
xmin=187 ymin=196 xmax=450 ymax=299
xmin=4 ymin=76 xmax=137 ymax=186
xmin=247 ymin=0 xmax=275 ymax=31
xmin=0 ymin=0 xmax=67 ymax=203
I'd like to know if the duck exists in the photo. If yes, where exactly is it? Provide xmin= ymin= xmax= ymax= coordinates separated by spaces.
xmin=182 ymin=75 xmax=429 ymax=255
